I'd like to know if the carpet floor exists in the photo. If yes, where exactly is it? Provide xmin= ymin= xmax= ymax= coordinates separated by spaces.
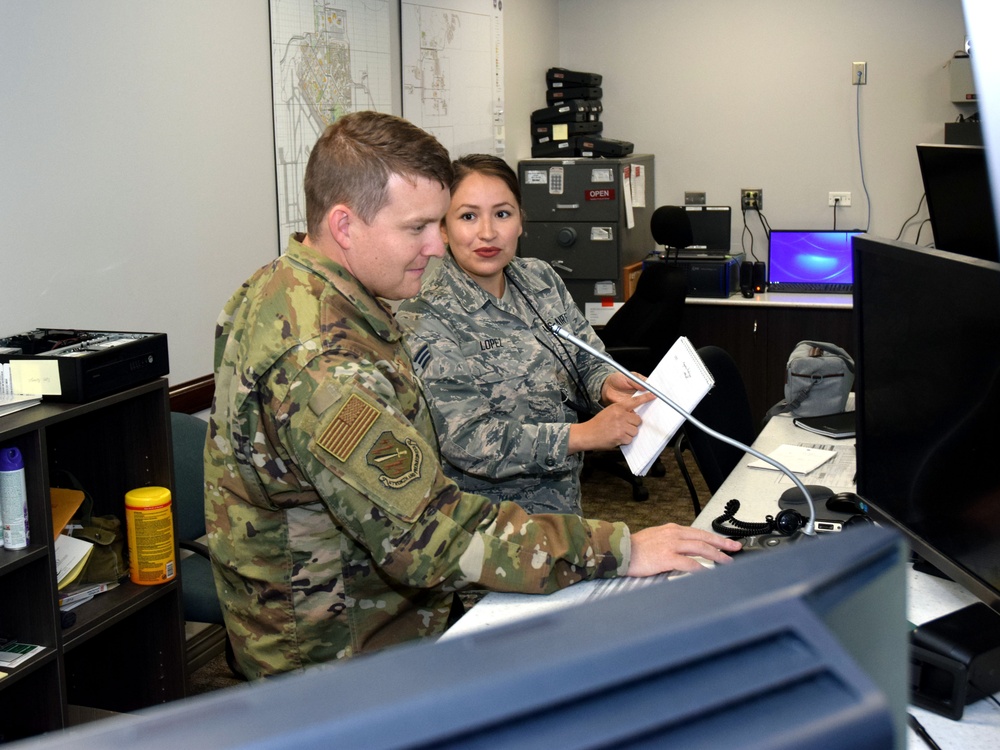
xmin=186 ymin=446 xmax=711 ymax=697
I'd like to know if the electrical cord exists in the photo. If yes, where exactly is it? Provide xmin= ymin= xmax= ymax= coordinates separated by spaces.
xmin=741 ymin=207 xmax=771 ymax=261
xmin=895 ymin=193 xmax=927 ymax=241
xmin=740 ymin=208 xmax=759 ymax=261
xmin=915 ymin=218 xmax=932 ymax=246
xmin=855 ymin=69 xmax=872 ymax=232
xmin=756 ymin=207 xmax=772 ymax=240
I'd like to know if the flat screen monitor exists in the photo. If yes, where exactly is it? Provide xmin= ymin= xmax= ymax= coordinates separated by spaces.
xmin=682 ymin=205 xmax=732 ymax=252
xmin=853 ymin=234 xmax=1000 ymax=614
xmin=767 ymin=230 xmax=861 ymax=289
xmin=916 ymin=143 xmax=999 ymax=262
xmin=15 ymin=527 xmax=908 ymax=749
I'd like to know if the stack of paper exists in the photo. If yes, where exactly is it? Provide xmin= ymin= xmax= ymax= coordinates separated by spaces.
xmin=58 ymin=580 xmax=119 ymax=610
xmin=621 ymin=336 xmax=715 ymax=476
xmin=0 ymin=641 xmax=44 ymax=669
xmin=55 ymin=534 xmax=94 ymax=590
xmin=0 ymin=393 xmax=41 ymax=418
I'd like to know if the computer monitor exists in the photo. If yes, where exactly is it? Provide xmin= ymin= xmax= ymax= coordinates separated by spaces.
xmin=853 ymin=234 xmax=1000 ymax=616
xmin=16 ymin=527 xmax=909 ymax=749
xmin=683 ymin=205 xmax=732 ymax=252
xmin=767 ymin=230 xmax=860 ymax=289
xmin=916 ymin=143 xmax=999 ymax=262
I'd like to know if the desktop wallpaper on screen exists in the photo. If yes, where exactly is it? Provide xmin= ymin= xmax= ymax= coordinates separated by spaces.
xmin=769 ymin=231 xmax=859 ymax=284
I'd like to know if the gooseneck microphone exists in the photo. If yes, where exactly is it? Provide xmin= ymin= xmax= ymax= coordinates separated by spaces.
xmin=549 ymin=324 xmax=817 ymax=536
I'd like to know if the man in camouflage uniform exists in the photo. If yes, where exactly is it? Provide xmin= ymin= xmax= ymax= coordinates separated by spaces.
xmin=396 ymin=252 xmax=617 ymax=515
xmin=205 ymin=111 xmax=740 ymax=679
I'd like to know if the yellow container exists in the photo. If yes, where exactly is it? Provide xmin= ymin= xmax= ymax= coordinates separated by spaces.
xmin=124 ymin=486 xmax=176 ymax=585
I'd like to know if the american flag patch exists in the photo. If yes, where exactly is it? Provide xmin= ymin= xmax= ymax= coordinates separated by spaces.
xmin=316 ymin=394 xmax=380 ymax=462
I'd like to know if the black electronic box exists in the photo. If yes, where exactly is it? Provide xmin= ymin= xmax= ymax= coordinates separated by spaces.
xmin=0 ymin=328 xmax=169 ymax=402
xmin=673 ymin=254 xmax=744 ymax=298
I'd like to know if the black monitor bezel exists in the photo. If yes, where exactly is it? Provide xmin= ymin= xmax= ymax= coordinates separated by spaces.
xmin=916 ymin=143 xmax=1000 ymax=263
xmin=853 ymin=233 xmax=1000 ymax=615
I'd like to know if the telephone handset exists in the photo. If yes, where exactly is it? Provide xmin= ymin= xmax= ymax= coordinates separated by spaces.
xmin=711 ymin=499 xmax=806 ymax=539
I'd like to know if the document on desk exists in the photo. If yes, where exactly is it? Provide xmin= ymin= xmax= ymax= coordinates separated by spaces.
xmin=621 ymin=336 xmax=714 ymax=476
xmin=747 ymin=443 xmax=836 ymax=474
xmin=769 ymin=441 xmax=856 ymax=489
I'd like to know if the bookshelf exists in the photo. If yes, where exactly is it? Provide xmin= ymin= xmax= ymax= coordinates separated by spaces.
xmin=0 ymin=379 xmax=185 ymax=742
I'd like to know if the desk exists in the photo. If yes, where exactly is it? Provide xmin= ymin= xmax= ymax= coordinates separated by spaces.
xmin=680 ymin=293 xmax=854 ymax=424
xmin=444 ymin=413 xmax=1000 ymax=749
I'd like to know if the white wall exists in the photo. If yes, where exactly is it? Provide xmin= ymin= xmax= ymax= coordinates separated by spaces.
xmin=0 ymin=0 xmax=979 ymax=388
xmin=0 ymin=1 xmax=277 ymax=385
xmin=502 ymin=0 xmax=562 ymax=165
xmin=543 ymin=0 xmax=970 ymax=259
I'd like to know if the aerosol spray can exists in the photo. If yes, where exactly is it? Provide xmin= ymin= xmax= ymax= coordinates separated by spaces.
xmin=0 ymin=446 xmax=29 ymax=550
xmin=125 ymin=486 xmax=176 ymax=585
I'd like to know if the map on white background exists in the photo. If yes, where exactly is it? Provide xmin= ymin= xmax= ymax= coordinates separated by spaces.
xmin=401 ymin=0 xmax=505 ymax=158
xmin=270 ymin=0 xmax=395 ymax=240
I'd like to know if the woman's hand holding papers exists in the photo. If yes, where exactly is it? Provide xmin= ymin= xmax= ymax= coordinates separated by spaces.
xmin=627 ymin=523 xmax=743 ymax=576
xmin=568 ymin=387 xmax=656 ymax=453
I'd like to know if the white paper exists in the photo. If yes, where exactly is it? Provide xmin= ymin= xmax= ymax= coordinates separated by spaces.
xmin=631 ymin=163 xmax=647 ymax=208
xmin=585 ymin=302 xmax=623 ymax=326
xmin=747 ymin=444 xmax=837 ymax=474
xmin=54 ymin=533 xmax=94 ymax=585
xmin=623 ymin=165 xmax=636 ymax=229
xmin=583 ymin=302 xmax=625 ymax=326
xmin=621 ymin=336 xmax=714 ymax=476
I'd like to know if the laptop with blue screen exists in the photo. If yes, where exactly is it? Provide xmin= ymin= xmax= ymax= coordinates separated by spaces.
xmin=767 ymin=230 xmax=861 ymax=293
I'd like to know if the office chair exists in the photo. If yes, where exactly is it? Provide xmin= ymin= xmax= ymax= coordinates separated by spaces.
xmin=586 ymin=261 xmax=689 ymax=501
xmin=674 ymin=346 xmax=758 ymax=514
xmin=649 ymin=205 xmax=694 ymax=258
xmin=171 ymin=411 xmax=243 ymax=679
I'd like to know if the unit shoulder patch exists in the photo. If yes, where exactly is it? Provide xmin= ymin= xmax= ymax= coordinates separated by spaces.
xmin=365 ymin=431 xmax=423 ymax=488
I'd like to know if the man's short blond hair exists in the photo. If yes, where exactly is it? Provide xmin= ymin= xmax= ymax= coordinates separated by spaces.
xmin=304 ymin=111 xmax=453 ymax=236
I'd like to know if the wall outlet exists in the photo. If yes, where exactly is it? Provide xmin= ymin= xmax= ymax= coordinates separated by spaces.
xmin=741 ymin=188 xmax=763 ymax=210
xmin=828 ymin=191 xmax=852 ymax=207
xmin=853 ymin=61 xmax=867 ymax=85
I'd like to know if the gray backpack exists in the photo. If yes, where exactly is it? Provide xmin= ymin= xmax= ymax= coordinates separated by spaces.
xmin=772 ymin=340 xmax=855 ymax=418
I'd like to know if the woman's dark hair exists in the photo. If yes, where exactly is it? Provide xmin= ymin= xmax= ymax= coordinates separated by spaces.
xmin=450 ymin=154 xmax=523 ymax=213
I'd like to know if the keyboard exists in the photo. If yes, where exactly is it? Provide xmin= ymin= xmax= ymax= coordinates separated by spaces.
xmin=768 ymin=282 xmax=853 ymax=294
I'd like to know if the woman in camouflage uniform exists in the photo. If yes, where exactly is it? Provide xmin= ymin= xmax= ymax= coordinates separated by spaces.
xmin=397 ymin=155 xmax=655 ymax=515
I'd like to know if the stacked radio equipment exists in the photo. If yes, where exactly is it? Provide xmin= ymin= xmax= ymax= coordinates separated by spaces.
xmin=530 ymin=68 xmax=634 ymax=158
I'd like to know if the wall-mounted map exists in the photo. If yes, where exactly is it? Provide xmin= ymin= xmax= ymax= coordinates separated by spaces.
xmin=269 ymin=0 xmax=503 ymax=243
xmin=269 ymin=0 xmax=399 ymax=240
xmin=401 ymin=0 xmax=505 ymax=158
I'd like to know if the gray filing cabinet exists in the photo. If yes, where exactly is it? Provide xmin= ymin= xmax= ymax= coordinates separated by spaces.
xmin=518 ymin=154 xmax=655 ymax=307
